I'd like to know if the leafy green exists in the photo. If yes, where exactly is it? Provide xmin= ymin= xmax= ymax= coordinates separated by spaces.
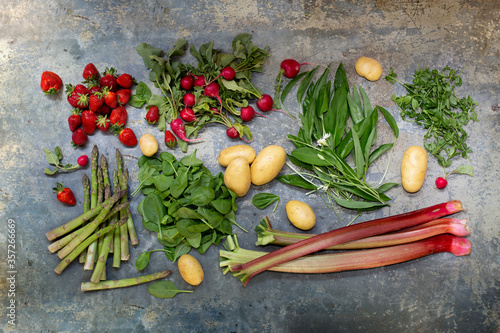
xmin=148 ymin=280 xmax=193 ymax=299
xmin=252 ymin=193 xmax=280 ymax=211
xmin=386 ymin=66 xmax=478 ymax=169
xmin=133 ymin=150 xmax=243 ymax=262
xmin=43 ymin=147 xmax=80 ymax=175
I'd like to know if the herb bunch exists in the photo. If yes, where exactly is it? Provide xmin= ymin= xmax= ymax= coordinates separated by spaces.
xmin=277 ymin=64 xmax=399 ymax=213
xmin=386 ymin=66 xmax=478 ymax=168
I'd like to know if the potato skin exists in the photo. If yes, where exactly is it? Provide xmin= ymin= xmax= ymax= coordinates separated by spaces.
xmin=139 ymin=134 xmax=159 ymax=157
xmin=224 ymin=157 xmax=251 ymax=197
xmin=178 ymin=254 xmax=204 ymax=286
xmin=401 ymin=146 xmax=428 ymax=193
xmin=355 ymin=56 xmax=383 ymax=81
xmin=285 ymin=200 xmax=316 ymax=230
xmin=250 ymin=145 xmax=287 ymax=186
xmin=218 ymin=145 xmax=256 ymax=167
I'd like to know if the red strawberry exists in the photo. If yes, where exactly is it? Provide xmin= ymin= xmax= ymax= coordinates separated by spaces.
xmin=96 ymin=115 xmax=110 ymax=132
xmin=81 ymin=110 xmax=98 ymax=134
xmin=116 ymin=89 xmax=131 ymax=105
xmin=116 ymin=73 xmax=133 ymax=88
xmin=53 ymin=182 xmax=76 ymax=205
xmin=114 ymin=127 xmax=137 ymax=147
xmin=83 ymin=63 xmax=100 ymax=80
xmin=96 ymin=104 xmax=111 ymax=116
xmin=74 ymin=84 xmax=90 ymax=95
xmin=164 ymin=130 xmax=177 ymax=148
xmin=103 ymin=89 xmax=117 ymax=108
xmin=99 ymin=67 xmax=117 ymax=92
xmin=72 ymin=128 xmax=88 ymax=147
xmin=67 ymin=84 xmax=90 ymax=110
xmin=109 ymin=106 xmax=127 ymax=126
xmin=41 ymin=71 xmax=62 ymax=95
xmin=89 ymin=91 xmax=104 ymax=112
xmin=66 ymin=84 xmax=80 ymax=108
xmin=145 ymin=106 xmax=160 ymax=124
xmin=68 ymin=109 xmax=81 ymax=132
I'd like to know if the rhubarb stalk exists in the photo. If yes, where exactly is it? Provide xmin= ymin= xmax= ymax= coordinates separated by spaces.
xmin=230 ymin=200 xmax=463 ymax=286
xmin=220 ymin=234 xmax=471 ymax=276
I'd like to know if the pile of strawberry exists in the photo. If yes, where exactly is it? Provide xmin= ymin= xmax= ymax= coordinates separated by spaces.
xmin=66 ymin=64 xmax=138 ymax=147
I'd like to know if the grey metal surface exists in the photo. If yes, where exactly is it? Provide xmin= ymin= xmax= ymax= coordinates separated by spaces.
xmin=0 ymin=0 xmax=498 ymax=332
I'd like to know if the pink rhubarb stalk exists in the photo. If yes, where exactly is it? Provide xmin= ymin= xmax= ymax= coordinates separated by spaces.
xmin=230 ymin=200 xmax=463 ymax=286
xmin=221 ymin=235 xmax=471 ymax=275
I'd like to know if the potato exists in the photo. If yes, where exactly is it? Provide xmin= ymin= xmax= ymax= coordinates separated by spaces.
xmin=139 ymin=134 xmax=158 ymax=157
xmin=401 ymin=146 xmax=428 ymax=193
xmin=250 ymin=145 xmax=287 ymax=186
xmin=218 ymin=145 xmax=256 ymax=167
xmin=178 ymin=254 xmax=204 ymax=286
xmin=285 ymin=200 xmax=316 ymax=230
xmin=355 ymin=56 xmax=383 ymax=81
xmin=224 ymin=157 xmax=251 ymax=197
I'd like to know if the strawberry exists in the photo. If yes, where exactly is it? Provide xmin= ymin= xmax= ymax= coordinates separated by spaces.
xmin=67 ymin=84 xmax=90 ymax=110
xmin=116 ymin=89 xmax=131 ymax=105
xmin=96 ymin=104 xmax=111 ymax=116
xmin=145 ymin=106 xmax=160 ymax=124
xmin=53 ymin=182 xmax=76 ymax=205
xmin=100 ymin=67 xmax=118 ymax=92
xmin=66 ymin=84 xmax=80 ymax=108
xmin=114 ymin=127 xmax=137 ymax=147
xmin=83 ymin=63 xmax=100 ymax=80
xmin=89 ymin=91 xmax=104 ymax=112
xmin=96 ymin=115 xmax=111 ymax=132
xmin=72 ymin=128 xmax=88 ymax=147
xmin=74 ymin=84 xmax=90 ymax=95
xmin=116 ymin=73 xmax=133 ymax=88
xmin=164 ymin=130 xmax=177 ymax=148
xmin=41 ymin=71 xmax=62 ymax=95
xmin=109 ymin=106 xmax=127 ymax=126
xmin=68 ymin=109 xmax=82 ymax=132
xmin=81 ymin=110 xmax=98 ymax=134
xmin=103 ymin=89 xmax=118 ymax=108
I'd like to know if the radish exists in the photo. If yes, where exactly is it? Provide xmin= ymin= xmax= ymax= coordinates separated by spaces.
xmin=77 ymin=155 xmax=89 ymax=167
xmin=435 ymin=177 xmax=448 ymax=189
xmin=256 ymin=94 xmax=282 ymax=113
xmin=170 ymin=118 xmax=202 ymax=142
xmin=220 ymin=66 xmax=236 ymax=80
xmin=209 ymin=107 xmax=220 ymax=115
xmin=183 ymin=93 xmax=195 ymax=107
xmin=226 ymin=126 xmax=239 ymax=139
xmin=204 ymin=82 xmax=223 ymax=114
xmin=240 ymin=105 xmax=269 ymax=122
xmin=180 ymin=107 xmax=197 ymax=122
xmin=180 ymin=75 xmax=194 ymax=90
xmin=194 ymin=74 xmax=206 ymax=87
xmin=280 ymin=59 xmax=312 ymax=78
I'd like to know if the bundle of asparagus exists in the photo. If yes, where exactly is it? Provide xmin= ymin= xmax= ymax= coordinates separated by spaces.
xmin=46 ymin=146 xmax=170 ymax=291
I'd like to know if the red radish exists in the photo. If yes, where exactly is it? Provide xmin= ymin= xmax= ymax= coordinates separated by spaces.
xmin=436 ymin=177 xmax=448 ymax=189
xmin=180 ymin=108 xmax=197 ymax=122
xmin=183 ymin=93 xmax=195 ymax=107
xmin=194 ymin=74 xmax=206 ymax=87
xmin=209 ymin=107 xmax=220 ymax=115
xmin=180 ymin=75 xmax=194 ymax=90
xmin=220 ymin=66 xmax=236 ymax=80
xmin=240 ymin=106 xmax=269 ymax=122
xmin=204 ymin=82 xmax=223 ymax=114
xmin=256 ymin=94 xmax=275 ymax=112
xmin=77 ymin=155 xmax=89 ymax=167
xmin=226 ymin=126 xmax=239 ymax=139
xmin=280 ymin=59 xmax=313 ymax=78
xmin=170 ymin=118 xmax=203 ymax=143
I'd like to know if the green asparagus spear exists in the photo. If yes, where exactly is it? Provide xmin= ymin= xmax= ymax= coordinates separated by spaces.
xmin=90 ymin=145 xmax=99 ymax=208
xmin=127 ymin=207 xmax=139 ymax=246
xmin=112 ymin=170 xmax=121 ymax=268
xmin=79 ymin=173 xmax=91 ymax=263
xmin=119 ymin=168 xmax=130 ymax=261
xmin=81 ymin=270 xmax=173 ymax=291
xmin=91 ymin=215 xmax=120 ymax=283
xmin=85 ymin=167 xmax=104 ymax=270
xmin=54 ymin=218 xmax=126 ymax=275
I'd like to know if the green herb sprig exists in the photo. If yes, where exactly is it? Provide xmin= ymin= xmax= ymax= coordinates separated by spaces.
xmin=386 ymin=66 xmax=478 ymax=169
xmin=43 ymin=147 xmax=80 ymax=175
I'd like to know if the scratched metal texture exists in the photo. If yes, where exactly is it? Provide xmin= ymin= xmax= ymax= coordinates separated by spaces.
xmin=0 ymin=0 xmax=498 ymax=332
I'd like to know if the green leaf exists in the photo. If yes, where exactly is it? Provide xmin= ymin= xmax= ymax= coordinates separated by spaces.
xmin=148 ymin=280 xmax=193 ymax=299
xmin=376 ymin=106 xmax=399 ymax=139
xmin=189 ymin=186 xmax=215 ymax=206
xmin=135 ymin=251 xmax=151 ymax=271
xmin=142 ymin=192 xmax=166 ymax=225
xmin=334 ymin=198 xmax=388 ymax=210
xmin=210 ymin=199 xmax=232 ymax=215
xmin=451 ymin=165 xmax=474 ymax=177
xmin=252 ymin=193 xmax=280 ymax=210
xmin=136 ymin=43 xmax=162 ymax=70
xmin=280 ymin=71 xmax=308 ymax=105
xmin=297 ymin=66 xmax=319 ymax=103
xmin=166 ymin=39 xmax=188 ymax=57
xmin=44 ymin=148 xmax=60 ymax=166
xmin=180 ymin=150 xmax=203 ymax=167
xmin=276 ymin=174 xmax=317 ymax=190
xmin=170 ymin=167 xmax=188 ymax=198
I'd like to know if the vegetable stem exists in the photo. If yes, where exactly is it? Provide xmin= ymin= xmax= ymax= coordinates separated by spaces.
xmin=81 ymin=270 xmax=173 ymax=292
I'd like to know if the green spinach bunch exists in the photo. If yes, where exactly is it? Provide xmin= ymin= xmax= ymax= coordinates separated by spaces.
xmin=135 ymin=150 xmax=245 ymax=262
xmin=277 ymin=64 xmax=399 ymax=212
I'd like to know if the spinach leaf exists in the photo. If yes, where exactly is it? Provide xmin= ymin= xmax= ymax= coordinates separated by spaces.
xmin=148 ymin=280 xmax=193 ymax=299
xmin=252 ymin=193 xmax=280 ymax=210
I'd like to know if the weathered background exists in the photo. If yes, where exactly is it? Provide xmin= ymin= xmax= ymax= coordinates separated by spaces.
xmin=0 ymin=0 xmax=498 ymax=332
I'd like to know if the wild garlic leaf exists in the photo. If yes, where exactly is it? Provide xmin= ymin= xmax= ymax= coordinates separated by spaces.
xmin=252 ymin=193 xmax=280 ymax=210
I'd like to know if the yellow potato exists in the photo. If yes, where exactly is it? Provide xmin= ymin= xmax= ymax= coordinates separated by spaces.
xmin=285 ymin=200 xmax=316 ymax=230
xmin=139 ymin=134 xmax=158 ymax=157
xmin=401 ymin=146 xmax=428 ymax=193
xmin=218 ymin=145 xmax=256 ymax=167
xmin=355 ymin=56 xmax=383 ymax=81
xmin=250 ymin=145 xmax=287 ymax=186
xmin=178 ymin=254 xmax=204 ymax=286
xmin=224 ymin=157 xmax=251 ymax=197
